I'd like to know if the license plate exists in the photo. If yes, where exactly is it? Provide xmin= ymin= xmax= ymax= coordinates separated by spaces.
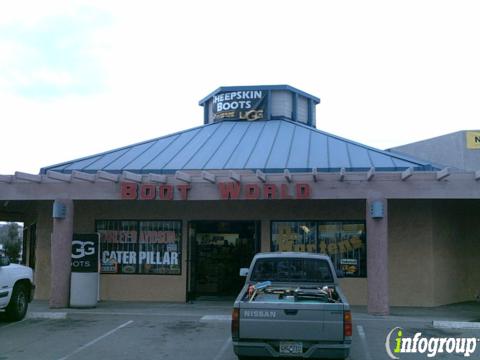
xmin=279 ymin=341 xmax=303 ymax=354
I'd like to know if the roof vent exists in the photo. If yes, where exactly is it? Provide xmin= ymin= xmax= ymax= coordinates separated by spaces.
xmin=199 ymin=85 xmax=320 ymax=128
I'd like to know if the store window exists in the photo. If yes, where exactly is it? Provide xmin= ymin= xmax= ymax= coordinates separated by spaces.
xmin=96 ymin=220 xmax=182 ymax=275
xmin=271 ymin=222 xmax=316 ymax=252
xmin=318 ymin=222 xmax=366 ymax=278
xmin=271 ymin=221 xmax=366 ymax=278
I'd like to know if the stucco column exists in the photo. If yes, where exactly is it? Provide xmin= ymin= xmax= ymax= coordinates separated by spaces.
xmin=260 ymin=219 xmax=270 ymax=252
xmin=49 ymin=199 xmax=74 ymax=308
xmin=366 ymin=197 xmax=389 ymax=315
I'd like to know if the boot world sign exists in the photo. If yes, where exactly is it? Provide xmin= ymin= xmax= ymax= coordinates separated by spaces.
xmin=120 ymin=181 xmax=312 ymax=201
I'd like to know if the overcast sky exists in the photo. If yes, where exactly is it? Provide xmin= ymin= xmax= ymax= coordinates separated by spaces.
xmin=0 ymin=0 xmax=479 ymax=174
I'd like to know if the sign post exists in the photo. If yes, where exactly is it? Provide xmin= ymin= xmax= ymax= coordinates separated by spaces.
xmin=70 ymin=234 xmax=100 ymax=308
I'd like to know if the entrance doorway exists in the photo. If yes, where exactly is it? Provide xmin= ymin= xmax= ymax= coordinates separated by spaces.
xmin=188 ymin=221 xmax=259 ymax=299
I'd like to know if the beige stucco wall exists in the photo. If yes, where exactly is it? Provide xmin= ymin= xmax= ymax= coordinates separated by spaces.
xmin=432 ymin=200 xmax=480 ymax=305
xmin=30 ymin=198 xmax=478 ymax=306
xmin=388 ymin=199 xmax=480 ymax=307
xmin=388 ymin=200 xmax=435 ymax=306
xmin=33 ymin=199 xmax=367 ymax=303
xmin=339 ymin=278 xmax=367 ymax=305
xmin=465 ymin=201 xmax=480 ymax=302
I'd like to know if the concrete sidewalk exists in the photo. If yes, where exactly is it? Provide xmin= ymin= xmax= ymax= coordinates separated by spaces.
xmin=29 ymin=299 xmax=480 ymax=323
xmin=28 ymin=299 xmax=234 ymax=320
xmin=352 ymin=301 xmax=480 ymax=322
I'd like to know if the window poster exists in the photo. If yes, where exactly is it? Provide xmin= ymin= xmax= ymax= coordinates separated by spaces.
xmin=318 ymin=222 xmax=366 ymax=277
xmin=271 ymin=221 xmax=366 ymax=277
xmin=96 ymin=220 xmax=181 ymax=275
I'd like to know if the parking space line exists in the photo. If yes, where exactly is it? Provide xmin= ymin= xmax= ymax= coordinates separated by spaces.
xmin=213 ymin=337 xmax=232 ymax=360
xmin=357 ymin=325 xmax=373 ymax=360
xmin=0 ymin=318 xmax=26 ymax=330
xmin=66 ymin=310 xmax=201 ymax=317
xmin=57 ymin=320 xmax=133 ymax=360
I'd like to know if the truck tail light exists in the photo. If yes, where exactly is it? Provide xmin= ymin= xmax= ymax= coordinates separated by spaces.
xmin=231 ymin=307 xmax=240 ymax=340
xmin=343 ymin=310 xmax=352 ymax=337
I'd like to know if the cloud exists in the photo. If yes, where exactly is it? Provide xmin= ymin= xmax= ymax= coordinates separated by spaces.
xmin=0 ymin=0 xmax=480 ymax=175
xmin=0 ymin=4 xmax=110 ymax=98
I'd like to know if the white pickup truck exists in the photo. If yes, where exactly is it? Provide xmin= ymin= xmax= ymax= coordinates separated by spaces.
xmin=0 ymin=254 xmax=35 ymax=321
xmin=232 ymin=252 xmax=352 ymax=359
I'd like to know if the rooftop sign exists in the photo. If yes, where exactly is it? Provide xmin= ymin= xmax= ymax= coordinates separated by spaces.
xmin=199 ymin=85 xmax=320 ymax=127
xmin=212 ymin=90 xmax=266 ymax=122
xmin=466 ymin=131 xmax=480 ymax=149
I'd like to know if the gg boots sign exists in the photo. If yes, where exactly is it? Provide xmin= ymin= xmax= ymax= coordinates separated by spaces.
xmin=70 ymin=233 xmax=100 ymax=308
xmin=71 ymin=234 xmax=99 ymax=273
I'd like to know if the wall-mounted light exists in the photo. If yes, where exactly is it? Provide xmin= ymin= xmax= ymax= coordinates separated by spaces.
xmin=52 ymin=200 xmax=67 ymax=219
xmin=370 ymin=200 xmax=384 ymax=219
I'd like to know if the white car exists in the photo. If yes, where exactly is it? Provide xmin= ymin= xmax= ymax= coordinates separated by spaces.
xmin=0 ymin=254 xmax=35 ymax=321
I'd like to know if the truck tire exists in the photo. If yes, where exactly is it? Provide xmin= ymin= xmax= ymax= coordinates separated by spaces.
xmin=5 ymin=283 xmax=29 ymax=321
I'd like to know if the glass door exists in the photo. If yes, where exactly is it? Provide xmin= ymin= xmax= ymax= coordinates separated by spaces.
xmin=188 ymin=221 xmax=259 ymax=299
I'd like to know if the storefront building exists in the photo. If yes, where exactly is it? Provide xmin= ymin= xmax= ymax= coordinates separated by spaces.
xmin=1 ymin=85 xmax=479 ymax=315
xmin=389 ymin=130 xmax=480 ymax=171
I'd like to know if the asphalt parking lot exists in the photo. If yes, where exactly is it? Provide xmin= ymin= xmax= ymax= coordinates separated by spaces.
xmin=1 ymin=301 xmax=479 ymax=360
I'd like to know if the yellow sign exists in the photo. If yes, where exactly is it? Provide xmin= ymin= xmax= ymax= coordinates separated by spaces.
xmin=466 ymin=131 xmax=480 ymax=149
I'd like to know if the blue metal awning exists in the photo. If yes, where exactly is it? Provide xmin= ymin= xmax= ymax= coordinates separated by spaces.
xmin=40 ymin=120 xmax=437 ymax=174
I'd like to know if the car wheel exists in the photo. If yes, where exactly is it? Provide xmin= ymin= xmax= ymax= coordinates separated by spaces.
xmin=5 ymin=284 xmax=28 ymax=321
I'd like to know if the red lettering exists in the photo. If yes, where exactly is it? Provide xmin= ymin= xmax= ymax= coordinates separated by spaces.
xmin=245 ymin=184 xmax=260 ymax=200
xmin=218 ymin=182 xmax=241 ymax=200
xmin=263 ymin=184 xmax=277 ymax=199
xmin=280 ymin=184 xmax=292 ymax=199
xmin=121 ymin=181 xmax=312 ymax=201
xmin=159 ymin=185 xmax=174 ymax=200
xmin=176 ymin=184 xmax=191 ymax=200
xmin=296 ymin=183 xmax=311 ymax=199
xmin=121 ymin=182 xmax=137 ymax=200
xmin=140 ymin=184 xmax=156 ymax=200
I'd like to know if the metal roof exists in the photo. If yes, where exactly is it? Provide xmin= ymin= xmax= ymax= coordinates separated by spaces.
xmin=40 ymin=120 xmax=437 ymax=174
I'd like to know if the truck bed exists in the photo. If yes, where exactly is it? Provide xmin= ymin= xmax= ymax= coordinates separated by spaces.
xmin=242 ymin=284 xmax=342 ymax=304
xmin=232 ymin=253 xmax=351 ymax=359
xmin=238 ymin=284 xmax=346 ymax=342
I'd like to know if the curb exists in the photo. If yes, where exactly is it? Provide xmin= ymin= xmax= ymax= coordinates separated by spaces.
xmin=200 ymin=315 xmax=230 ymax=321
xmin=27 ymin=311 xmax=67 ymax=320
xmin=433 ymin=320 xmax=480 ymax=330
